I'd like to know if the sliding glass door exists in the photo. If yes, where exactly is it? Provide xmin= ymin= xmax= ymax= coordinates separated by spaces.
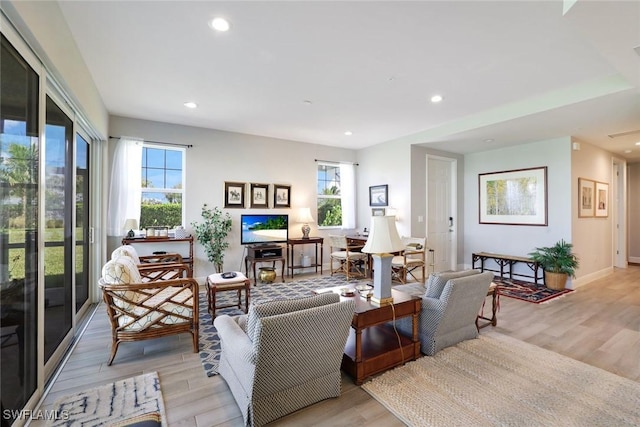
xmin=0 ymin=32 xmax=40 ymax=419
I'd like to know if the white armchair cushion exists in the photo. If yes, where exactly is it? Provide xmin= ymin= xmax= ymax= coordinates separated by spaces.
xmin=115 ymin=286 xmax=194 ymax=331
xmin=111 ymin=245 xmax=141 ymax=264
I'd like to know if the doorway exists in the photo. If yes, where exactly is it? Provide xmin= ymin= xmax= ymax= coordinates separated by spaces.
xmin=426 ymin=155 xmax=457 ymax=272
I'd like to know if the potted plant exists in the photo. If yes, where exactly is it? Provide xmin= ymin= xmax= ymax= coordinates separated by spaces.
xmin=528 ymin=239 xmax=579 ymax=290
xmin=191 ymin=204 xmax=232 ymax=273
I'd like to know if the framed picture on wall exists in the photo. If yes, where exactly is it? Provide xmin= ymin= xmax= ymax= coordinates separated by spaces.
xmin=369 ymin=184 xmax=388 ymax=207
xmin=595 ymin=181 xmax=609 ymax=217
xmin=273 ymin=184 xmax=291 ymax=207
xmin=478 ymin=166 xmax=547 ymax=226
xmin=224 ymin=181 xmax=245 ymax=208
xmin=250 ymin=183 xmax=269 ymax=208
xmin=578 ymin=178 xmax=595 ymax=218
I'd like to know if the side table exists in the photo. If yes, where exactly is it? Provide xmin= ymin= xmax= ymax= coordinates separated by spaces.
xmin=476 ymin=282 xmax=499 ymax=330
xmin=287 ymin=237 xmax=323 ymax=278
xmin=244 ymin=254 xmax=286 ymax=286
xmin=206 ymin=272 xmax=251 ymax=321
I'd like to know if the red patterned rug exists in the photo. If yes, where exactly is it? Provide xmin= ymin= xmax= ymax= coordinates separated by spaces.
xmin=495 ymin=277 xmax=573 ymax=303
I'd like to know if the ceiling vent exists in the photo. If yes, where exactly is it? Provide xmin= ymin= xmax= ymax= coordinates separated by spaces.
xmin=608 ymin=129 xmax=640 ymax=138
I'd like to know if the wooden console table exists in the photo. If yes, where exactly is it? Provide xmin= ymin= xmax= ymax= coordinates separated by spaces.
xmin=315 ymin=286 xmax=421 ymax=385
xmin=286 ymin=237 xmax=323 ymax=278
xmin=122 ymin=235 xmax=194 ymax=277
xmin=472 ymin=252 xmax=542 ymax=285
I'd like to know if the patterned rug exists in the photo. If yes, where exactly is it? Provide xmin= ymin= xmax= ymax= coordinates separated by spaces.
xmin=495 ymin=277 xmax=572 ymax=303
xmin=48 ymin=372 xmax=166 ymax=426
xmin=363 ymin=331 xmax=640 ymax=426
xmin=198 ymin=274 xmax=369 ymax=377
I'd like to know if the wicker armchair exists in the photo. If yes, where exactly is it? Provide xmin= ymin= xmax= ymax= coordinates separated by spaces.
xmin=214 ymin=293 xmax=355 ymax=427
xmin=99 ymin=256 xmax=199 ymax=365
xmin=111 ymin=245 xmax=190 ymax=280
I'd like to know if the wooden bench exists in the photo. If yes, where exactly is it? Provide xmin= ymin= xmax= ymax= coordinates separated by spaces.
xmin=472 ymin=252 xmax=543 ymax=285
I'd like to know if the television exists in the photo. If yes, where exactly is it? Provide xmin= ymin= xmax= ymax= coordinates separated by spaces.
xmin=241 ymin=214 xmax=289 ymax=246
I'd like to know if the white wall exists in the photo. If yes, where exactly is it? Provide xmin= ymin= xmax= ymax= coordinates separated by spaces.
xmin=463 ymin=138 xmax=573 ymax=282
xmin=356 ymin=142 xmax=412 ymax=237
xmin=109 ymin=115 xmax=357 ymax=281
xmin=3 ymin=1 xmax=108 ymax=138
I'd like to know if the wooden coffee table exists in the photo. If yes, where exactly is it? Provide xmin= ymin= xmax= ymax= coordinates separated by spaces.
xmin=314 ymin=286 xmax=421 ymax=385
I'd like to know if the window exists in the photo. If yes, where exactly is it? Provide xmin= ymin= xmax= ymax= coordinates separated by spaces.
xmin=317 ymin=163 xmax=342 ymax=227
xmin=140 ymin=145 xmax=185 ymax=229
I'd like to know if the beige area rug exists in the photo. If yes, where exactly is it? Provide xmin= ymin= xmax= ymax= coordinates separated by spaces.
xmin=47 ymin=371 xmax=166 ymax=426
xmin=362 ymin=332 xmax=640 ymax=426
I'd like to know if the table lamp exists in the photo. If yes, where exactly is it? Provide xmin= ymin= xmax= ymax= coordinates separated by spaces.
xmin=361 ymin=215 xmax=404 ymax=305
xmin=296 ymin=207 xmax=315 ymax=239
xmin=123 ymin=218 xmax=138 ymax=238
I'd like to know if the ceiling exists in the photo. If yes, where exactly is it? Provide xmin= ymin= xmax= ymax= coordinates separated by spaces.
xmin=57 ymin=1 xmax=640 ymax=159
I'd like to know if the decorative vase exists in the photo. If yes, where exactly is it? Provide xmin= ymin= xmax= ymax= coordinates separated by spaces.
xmin=545 ymin=271 xmax=568 ymax=291
xmin=259 ymin=267 xmax=277 ymax=283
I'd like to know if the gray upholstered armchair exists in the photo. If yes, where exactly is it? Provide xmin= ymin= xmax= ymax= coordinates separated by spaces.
xmin=214 ymin=293 xmax=355 ymax=427
xmin=393 ymin=270 xmax=493 ymax=355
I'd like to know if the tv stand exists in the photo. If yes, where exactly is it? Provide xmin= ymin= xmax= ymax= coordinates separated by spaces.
xmin=245 ymin=244 xmax=285 ymax=285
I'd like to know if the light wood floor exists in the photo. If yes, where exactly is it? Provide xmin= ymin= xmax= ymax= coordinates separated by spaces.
xmin=32 ymin=266 xmax=640 ymax=426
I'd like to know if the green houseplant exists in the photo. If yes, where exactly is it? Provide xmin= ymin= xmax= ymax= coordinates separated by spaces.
xmin=528 ymin=239 xmax=579 ymax=290
xmin=191 ymin=204 xmax=232 ymax=273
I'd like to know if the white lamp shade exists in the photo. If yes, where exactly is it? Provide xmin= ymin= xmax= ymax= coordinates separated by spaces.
xmin=361 ymin=216 xmax=404 ymax=254
xmin=123 ymin=218 xmax=138 ymax=230
xmin=296 ymin=207 xmax=315 ymax=224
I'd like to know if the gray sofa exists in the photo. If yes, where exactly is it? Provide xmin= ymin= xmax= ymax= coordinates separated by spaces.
xmin=393 ymin=270 xmax=494 ymax=355
xmin=214 ymin=293 xmax=355 ymax=427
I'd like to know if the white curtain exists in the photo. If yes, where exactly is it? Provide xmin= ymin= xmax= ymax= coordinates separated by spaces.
xmin=340 ymin=163 xmax=356 ymax=229
xmin=107 ymin=137 xmax=143 ymax=236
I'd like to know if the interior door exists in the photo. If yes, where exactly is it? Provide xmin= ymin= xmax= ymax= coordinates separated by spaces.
xmin=427 ymin=156 xmax=456 ymax=272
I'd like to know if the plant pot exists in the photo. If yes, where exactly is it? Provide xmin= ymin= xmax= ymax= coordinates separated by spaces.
xmin=259 ymin=267 xmax=277 ymax=283
xmin=545 ymin=271 xmax=568 ymax=291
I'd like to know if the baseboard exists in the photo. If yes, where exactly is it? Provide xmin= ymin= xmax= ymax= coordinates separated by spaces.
xmin=628 ymin=256 xmax=640 ymax=264
xmin=570 ymin=266 xmax=613 ymax=289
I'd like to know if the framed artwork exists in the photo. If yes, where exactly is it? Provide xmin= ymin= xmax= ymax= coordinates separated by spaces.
xmin=250 ymin=183 xmax=269 ymax=208
xmin=478 ymin=166 xmax=547 ymax=226
xmin=372 ymin=208 xmax=386 ymax=216
xmin=369 ymin=184 xmax=388 ymax=207
xmin=578 ymin=178 xmax=595 ymax=218
xmin=273 ymin=184 xmax=291 ymax=207
xmin=224 ymin=181 xmax=245 ymax=208
xmin=595 ymin=181 xmax=609 ymax=217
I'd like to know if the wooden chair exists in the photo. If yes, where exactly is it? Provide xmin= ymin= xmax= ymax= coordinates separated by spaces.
xmin=391 ymin=237 xmax=427 ymax=283
xmin=328 ymin=235 xmax=368 ymax=280
xmin=99 ymin=256 xmax=199 ymax=365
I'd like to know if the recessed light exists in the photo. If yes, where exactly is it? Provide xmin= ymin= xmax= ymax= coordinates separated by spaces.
xmin=209 ymin=17 xmax=230 ymax=32
xmin=344 ymin=131 xmax=353 ymax=136
xmin=484 ymin=138 xmax=494 ymax=143
xmin=430 ymin=94 xmax=443 ymax=103
xmin=184 ymin=102 xmax=197 ymax=109
xmin=625 ymin=150 xmax=632 ymax=153
xmin=635 ymin=142 xmax=640 ymax=146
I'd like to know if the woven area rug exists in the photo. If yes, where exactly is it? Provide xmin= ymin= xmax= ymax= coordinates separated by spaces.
xmin=363 ymin=332 xmax=640 ymax=426
xmin=495 ymin=277 xmax=572 ymax=303
xmin=47 ymin=371 xmax=166 ymax=426
xmin=199 ymin=274 xmax=368 ymax=377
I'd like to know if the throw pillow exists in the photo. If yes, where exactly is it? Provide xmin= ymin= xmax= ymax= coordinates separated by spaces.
xmin=246 ymin=293 xmax=339 ymax=342
xmin=425 ymin=269 xmax=479 ymax=298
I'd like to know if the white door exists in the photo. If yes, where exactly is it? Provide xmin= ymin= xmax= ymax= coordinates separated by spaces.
xmin=427 ymin=156 xmax=457 ymax=272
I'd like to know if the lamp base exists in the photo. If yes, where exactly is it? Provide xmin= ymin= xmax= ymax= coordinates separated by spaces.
xmin=301 ymin=223 xmax=311 ymax=239
xmin=370 ymin=296 xmax=394 ymax=306
xmin=127 ymin=229 xmax=135 ymax=238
